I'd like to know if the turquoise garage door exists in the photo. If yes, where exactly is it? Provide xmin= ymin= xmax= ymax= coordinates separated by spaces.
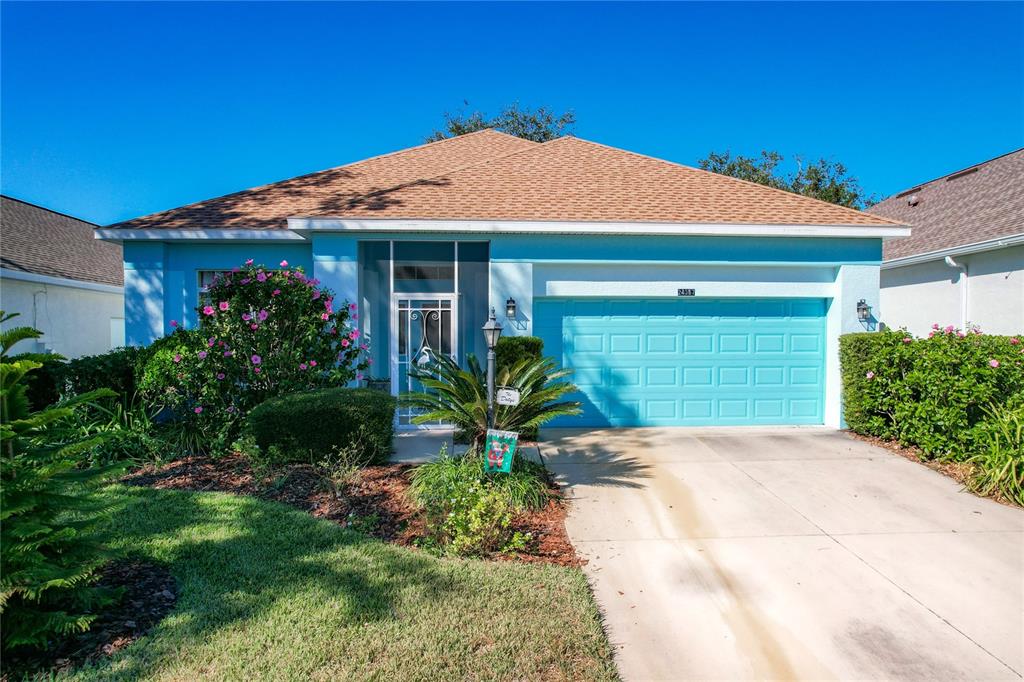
xmin=534 ymin=298 xmax=827 ymax=427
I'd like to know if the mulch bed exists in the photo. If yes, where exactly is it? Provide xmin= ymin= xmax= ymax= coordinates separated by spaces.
xmin=123 ymin=453 xmax=581 ymax=566
xmin=2 ymin=560 xmax=176 ymax=681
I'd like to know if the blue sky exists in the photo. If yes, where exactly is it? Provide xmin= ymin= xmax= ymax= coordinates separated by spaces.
xmin=2 ymin=1 xmax=1022 ymax=225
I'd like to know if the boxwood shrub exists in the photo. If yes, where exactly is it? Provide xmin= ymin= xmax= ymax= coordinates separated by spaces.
xmin=245 ymin=387 xmax=395 ymax=465
xmin=495 ymin=336 xmax=544 ymax=371
xmin=840 ymin=327 xmax=1024 ymax=458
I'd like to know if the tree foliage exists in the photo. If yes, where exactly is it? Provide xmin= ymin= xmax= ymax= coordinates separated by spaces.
xmin=426 ymin=103 xmax=576 ymax=143
xmin=0 ymin=312 xmax=124 ymax=651
xmin=698 ymin=150 xmax=878 ymax=209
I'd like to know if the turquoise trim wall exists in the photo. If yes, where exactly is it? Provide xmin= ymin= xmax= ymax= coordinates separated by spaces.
xmin=124 ymin=242 xmax=313 ymax=346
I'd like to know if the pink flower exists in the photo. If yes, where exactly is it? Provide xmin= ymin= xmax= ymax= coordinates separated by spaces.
xmin=312 ymin=290 xmax=321 ymax=300
xmin=349 ymin=303 xmax=357 ymax=311
xmin=280 ymin=260 xmax=289 ymax=267
xmin=281 ymin=270 xmax=290 ymax=278
xmin=272 ymin=289 xmax=281 ymax=296
xmin=989 ymin=359 xmax=1000 ymax=368
xmin=203 ymin=305 xmax=216 ymax=316
xmin=250 ymin=324 xmax=259 ymax=331
xmin=218 ymin=301 xmax=229 ymax=311
xmin=944 ymin=325 xmax=955 ymax=334
xmin=367 ymin=358 xmax=373 ymax=365
xmin=866 ymin=371 xmax=875 ymax=379
xmin=1011 ymin=338 xmax=1021 ymax=346
xmin=349 ymin=330 xmax=360 ymax=340
xmin=309 ymin=360 xmax=317 ymax=367
xmin=351 ymin=313 xmax=357 ymax=321
xmin=258 ymin=309 xmax=268 ymax=322
xmin=170 ymin=320 xmax=178 ymax=328
xmin=321 ymin=313 xmax=329 ymax=320
xmin=241 ymin=278 xmax=251 ymax=285
xmin=216 ymin=373 xmax=225 ymax=380
xmin=957 ymin=331 xmax=965 ymax=338
xmin=254 ymin=367 xmax=262 ymax=374
xmin=242 ymin=313 xmax=251 ymax=322
xmin=173 ymin=354 xmax=182 ymax=363
xmin=224 ymin=350 xmax=233 ymax=357
xmin=194 ymin=406 xmax=203 ymax=414
xmin=341 ymin=338 xmax=350 ymax=347
xmin=902 ymin=337 xmax=912 ymax=344
xmin=356 ymin=373 xmax=364 ymax=381
xmin=932 ymin=323 xmax=940 ymax=330
xmin=299 ymin=363 xmax=308 ymax=370
xmin=251 ymin=354 xmax=262 ymax=365
xmin=226 ymin=405 xmax=235 ymax=413
xmin=257 ymin=272 xmax=267 ymax=282
xmin=245 ymin=258 xmax=254 ymax=266
xmin=208 ymin=337 xmax=216 ymax=347
xmin=198 ymin=351 xmax=208 ymax=360
xmin=218 ymin=340 xmax=225 ymax=347
xmin=359 ymin=344 xmax=367 ymax=351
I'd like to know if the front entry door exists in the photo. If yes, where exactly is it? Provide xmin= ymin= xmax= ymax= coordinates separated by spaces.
xmin=391 ymin=294 xmax=458 ymax=427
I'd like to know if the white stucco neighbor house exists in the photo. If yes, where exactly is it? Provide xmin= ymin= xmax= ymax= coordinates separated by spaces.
xmin=869 ymin=149 xmax=1023 ymax=336
xmin=96 ymin=131 xmax=910 ymax=428
xmin=0 ymin=195 xmax=125 ymax=357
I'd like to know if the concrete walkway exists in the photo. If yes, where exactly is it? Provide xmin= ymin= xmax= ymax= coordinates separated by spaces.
xmin=541 ymin=427 xmax=1024 ymax=681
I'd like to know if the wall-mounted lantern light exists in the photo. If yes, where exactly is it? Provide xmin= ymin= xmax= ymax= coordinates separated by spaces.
xmin=505 ymin=297 xmax=517 ymax=320
xmin=856 ymin=299 xmax=871 ymax=322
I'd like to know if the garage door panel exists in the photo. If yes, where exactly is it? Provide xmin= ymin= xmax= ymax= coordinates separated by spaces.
xmin=536 ymin=298 xmax=826 ymax=427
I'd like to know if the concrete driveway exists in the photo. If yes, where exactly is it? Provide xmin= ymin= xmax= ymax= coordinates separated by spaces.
xmin=541 ymin=427 xmax=1024 ymax=681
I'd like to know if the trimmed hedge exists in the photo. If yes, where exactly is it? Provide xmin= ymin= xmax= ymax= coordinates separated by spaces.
xmin=495 ymin=336 xmax=544 ymax=371
xmin=245 ymin=388 xmax=396 ymax=465
xmin=840 ymin=328 xmax=1024 ymax=458
xmin=63 ymin=346 xmax=143 ymax=407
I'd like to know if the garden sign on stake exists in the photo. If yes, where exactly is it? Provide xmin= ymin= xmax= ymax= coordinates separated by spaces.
xmin=484 ymin=429 xmax=519 ymax=473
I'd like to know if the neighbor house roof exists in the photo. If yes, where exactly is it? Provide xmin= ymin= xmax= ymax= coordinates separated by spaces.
xmin=107 ymin=129 xmax=902 ymax=231
xmin=869 ymin=148 xmax=1024 ymax=261
xmin=1 ymin=195 xmax=123 ymax=287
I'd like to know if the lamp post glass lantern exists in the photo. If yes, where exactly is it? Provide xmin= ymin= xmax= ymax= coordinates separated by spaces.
xmin=482 ymin=308 xmax=503 ymax=429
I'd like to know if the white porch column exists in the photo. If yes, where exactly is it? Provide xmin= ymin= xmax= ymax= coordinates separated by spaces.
xmin=825 ymin=263 xmax=880 ymax=427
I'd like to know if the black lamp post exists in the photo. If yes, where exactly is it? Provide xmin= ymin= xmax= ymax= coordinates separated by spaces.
xmin=482 ymin=307 xmax=503 ymax=429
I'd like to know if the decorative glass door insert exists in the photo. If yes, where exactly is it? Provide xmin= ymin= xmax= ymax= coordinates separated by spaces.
xmin=392 ymin=295 xmax=458 ymax=426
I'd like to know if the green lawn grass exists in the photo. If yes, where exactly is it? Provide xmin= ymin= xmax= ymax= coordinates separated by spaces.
xmin=66 ymin=486 xmax=617 ymax=681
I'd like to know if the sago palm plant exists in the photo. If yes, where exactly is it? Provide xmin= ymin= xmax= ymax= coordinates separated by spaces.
xmin=401 ymin=353 xmax=581 ymax=447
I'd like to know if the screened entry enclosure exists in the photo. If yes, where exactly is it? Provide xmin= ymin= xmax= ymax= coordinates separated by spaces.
xmin=357 ymin=241 xmax=489 ymax=427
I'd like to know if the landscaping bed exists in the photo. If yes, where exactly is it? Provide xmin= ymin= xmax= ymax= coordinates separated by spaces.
xmin=3 ymin=560 xmax=176 ymax=681
xmin=124 ymin=454 xmax=581 ymax=566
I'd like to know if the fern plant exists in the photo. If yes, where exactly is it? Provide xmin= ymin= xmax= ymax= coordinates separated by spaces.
xmin=0 ymin=312 xmax=125 ymax=650
xmin=401 ymin=353 xmax=581 ymax=448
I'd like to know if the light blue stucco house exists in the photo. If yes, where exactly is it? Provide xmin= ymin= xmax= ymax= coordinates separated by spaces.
xmin=97 ymin=130 xmax=909 ymax=429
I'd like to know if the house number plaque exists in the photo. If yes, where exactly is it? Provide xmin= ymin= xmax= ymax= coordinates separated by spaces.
xmin=677 ymin=288 xmax=696 ymax=297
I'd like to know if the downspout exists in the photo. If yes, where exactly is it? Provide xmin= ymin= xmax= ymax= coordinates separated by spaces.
xmin=944 ymin=256 xmax=968 ymax=329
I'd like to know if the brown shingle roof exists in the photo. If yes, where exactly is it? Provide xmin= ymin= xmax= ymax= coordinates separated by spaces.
xmin=1 ymin=196 xmax=123 ymax=286
xmin=108 ymin=130 xmax=901 ymax=230
xmin=869 ymin=149 xmax=1024 ymax=260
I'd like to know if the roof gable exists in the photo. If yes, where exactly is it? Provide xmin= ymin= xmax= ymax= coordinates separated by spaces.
xmin=1 ymin=196 xmax=123 ymax=286
xmin=869 ymin=149 xmax=1024 ymax=260
xmin=108 ymin=132 xmax=901 ymax=230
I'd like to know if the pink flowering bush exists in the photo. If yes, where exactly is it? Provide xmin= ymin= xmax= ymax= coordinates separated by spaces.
xmin=840 ymin=327 xmax=1024 ymax=458
xmin=138 ymin=261 xmax=368 ymax=451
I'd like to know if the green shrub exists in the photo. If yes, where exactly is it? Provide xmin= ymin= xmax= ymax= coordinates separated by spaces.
xmin=61 ymin=347 xmax=143 ymax=408
xmin=840 ymin=327 xmax=1024 ymax=458
xmin=0 ymin=312 xmax=126 ymax=651
xmin=410 ymin=447 xmax=552 ymax=512
xmin=245 ymin=387 xmax=395 ymax=465
xmin=496 ymin=336 xmax=544 ymax=371
xmin=966 ymin=402 xmax=1024 ymax=505
xmin=408 ymin=447 xmax=539 ymax=556
xmin=10 ymin=352 xmax=65 ymax=410
xmin=402 ymin=353 xmax=580 ymax=449
xmin=133 ymin=262 xmax=368 ymax=452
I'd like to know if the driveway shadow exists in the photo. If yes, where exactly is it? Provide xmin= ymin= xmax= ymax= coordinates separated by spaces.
xmin=540 ymin=430 xmax=653 ymax=489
